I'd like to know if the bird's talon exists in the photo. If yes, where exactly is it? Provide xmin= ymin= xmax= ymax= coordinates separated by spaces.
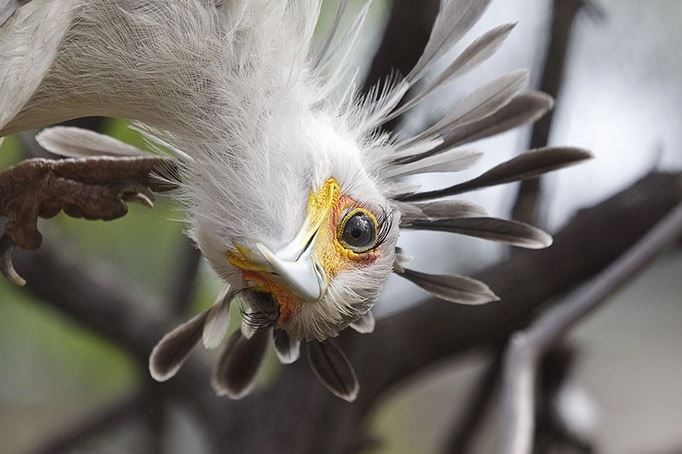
xmin=0 ymin=235 xmax=25 ymax=287
xmin=116 ymin=181 xmax=155 ymax=208
xmin=122 ymin=190 xmax=155 ymax=209
xmin=0 ymin=157 xmax=169 ymax=285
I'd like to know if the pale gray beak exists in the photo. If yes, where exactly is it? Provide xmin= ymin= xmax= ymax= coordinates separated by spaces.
xmin=256 ymin=235 xmax=327 ymax=301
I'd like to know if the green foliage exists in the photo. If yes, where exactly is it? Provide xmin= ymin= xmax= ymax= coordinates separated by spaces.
xmin=0 ymin=135 xmax=22 ymax=167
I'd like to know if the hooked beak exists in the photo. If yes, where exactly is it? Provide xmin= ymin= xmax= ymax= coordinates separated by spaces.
xmin=228 ymin=178 xmax=340 ymax=302
xmin=256 ymin=236 xmax=327 ymax=301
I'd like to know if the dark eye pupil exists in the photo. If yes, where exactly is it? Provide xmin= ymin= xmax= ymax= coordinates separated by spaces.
xmin=342 ymin=213 xmax=376 ymax=250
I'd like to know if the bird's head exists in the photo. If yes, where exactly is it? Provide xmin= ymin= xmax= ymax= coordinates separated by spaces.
xmin=224 ymin=176 xmax=397 ymax=341
xmin=189 ymin=109 xmax=400 ymax=341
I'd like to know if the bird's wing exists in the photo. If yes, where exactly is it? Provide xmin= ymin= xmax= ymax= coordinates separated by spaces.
xmin=0 ymin=0 xmax=244 ymax=138
xmin=0 ymin=0 xmax=71 ymax=136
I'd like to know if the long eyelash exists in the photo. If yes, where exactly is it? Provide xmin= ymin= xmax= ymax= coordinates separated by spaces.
xmin=240 ymin=308 xmax=278 ymax=332
xmin=237 ymin=288 xmax=280 ymax=332
xmin=375 ymin=205 xmax=395 ymax=248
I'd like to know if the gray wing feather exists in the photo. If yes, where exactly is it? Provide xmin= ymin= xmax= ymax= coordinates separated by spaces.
xmin=0 ymin=1 xmax=71 ymax=136
xmin=0 ymin=0 xmax=32 ymax=26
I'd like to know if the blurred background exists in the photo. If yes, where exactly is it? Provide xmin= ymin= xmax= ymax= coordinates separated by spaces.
xmin=1 ymin=1 xmax=681 ymax=453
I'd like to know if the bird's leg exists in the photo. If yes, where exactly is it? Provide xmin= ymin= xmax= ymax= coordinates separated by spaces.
xmin=0 ymin=156 xmax=177 ymax=285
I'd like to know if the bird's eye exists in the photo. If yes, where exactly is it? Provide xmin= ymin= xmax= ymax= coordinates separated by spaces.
xmin=338 ymin=208 xmax=378 ymax=253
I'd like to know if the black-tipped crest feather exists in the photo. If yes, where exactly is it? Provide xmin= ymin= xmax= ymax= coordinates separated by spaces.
xmin=403 ymin=217 xmax=553 ymax=249
xmin=202 ymin=285 xmax=234 ymax=349
xmin=307 ymin=341 xmax=359 ymax=402
xmin=397 ymin=268 xmax=499 ymax=305
xmin=398 ymin=147 xmax=592 ymax=201
xmin=385 ymin=22 xmax=516 ymax=122
xmin=399 ymin=200 xmax=487 ymax=223
xmin=212 ymin=330 xmax=269 ymax=399
xmin=149 ymin=312 xmax=207 ymax=382
xmin=273 ymin=328 xmax=301 ymax=364
xmin=441 ymin=92 xmax=554 ymax=148
xmin=408 ymin=0 xmax=492 ymax=81
xmin=406 ymin=70 xmax=529 ymax=149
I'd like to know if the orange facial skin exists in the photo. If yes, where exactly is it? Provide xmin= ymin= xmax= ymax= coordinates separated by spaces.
xmin=228 ymin=179 xmax=381 ymax=325
xmin=240 ymin=270 xmax=303 ymax=324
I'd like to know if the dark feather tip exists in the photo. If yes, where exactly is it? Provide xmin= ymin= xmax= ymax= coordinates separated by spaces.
xmin=212 ymin=330 xmax=269 ymax=399
xmin=307 ymin=341 xmax=359 ymax=402
xmin=149 ymin=312 xmax=207 ymax=382
xmin=272 ymin=328 xmax=301 ymax=365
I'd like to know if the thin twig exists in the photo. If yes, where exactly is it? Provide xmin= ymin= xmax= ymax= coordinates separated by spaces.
xmin=497 ymin=201 xmax=682 ymax=454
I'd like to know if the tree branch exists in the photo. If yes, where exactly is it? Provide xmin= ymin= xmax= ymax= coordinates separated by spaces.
xmin=167 ymin=238 xmax=202 ymax=317
xmin=511 ymin=0 xmax=589 ymax=225
xmin=362 ymin=0 xmax=439 ymax=92
xmin=440 ymin=351 xmax=503 ymax=454
xmin=13 ymin=172 xmax=682 ymax=454
xmin=497 ymin=200 xmax=682 ymax=454
xmin=30 ymin=390 xmax=146 ymax=454
xmin=14 ymin=241 xmax=166 ymax=360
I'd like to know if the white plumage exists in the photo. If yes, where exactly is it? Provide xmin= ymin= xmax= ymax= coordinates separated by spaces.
xmin=0 ymin=0 xmax=591 ymax=401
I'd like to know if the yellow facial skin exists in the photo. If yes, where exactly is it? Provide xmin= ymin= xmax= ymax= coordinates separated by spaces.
xmin=318 ymin=196 xmax=381 ymax=278
xmin=227 ymin=178 xmax=381 ymax=324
